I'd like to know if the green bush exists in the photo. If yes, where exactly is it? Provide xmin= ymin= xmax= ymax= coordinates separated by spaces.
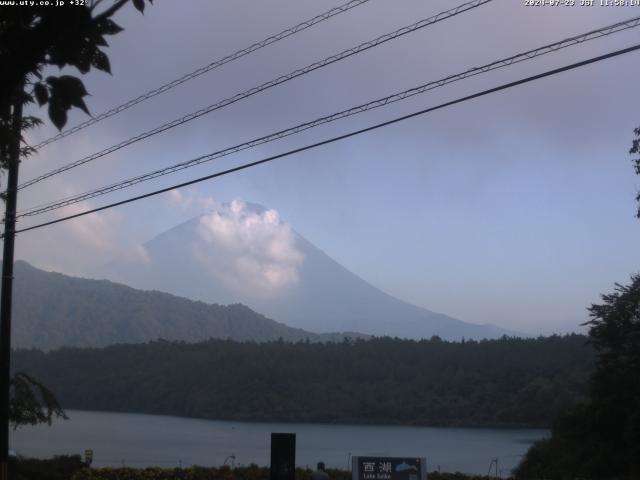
xmin=8 ymin=458 xmax=500 ymax=480
xmin=9 ymin=455 xmax=85 ymax=480
xmin=70 ymin=466 xmax=498 ymax=480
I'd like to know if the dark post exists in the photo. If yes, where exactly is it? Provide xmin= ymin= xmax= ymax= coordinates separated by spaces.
xmin=270 ymin=433 xmax=296 ymax=480
xmin=0 ymin=86 xmax=23 ymax=480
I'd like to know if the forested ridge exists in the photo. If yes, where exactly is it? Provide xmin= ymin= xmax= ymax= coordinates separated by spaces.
xmin=10 ymin=261 xmax=361 ymax=350
xmin=13 ymin=334 xmax=592 ymax=428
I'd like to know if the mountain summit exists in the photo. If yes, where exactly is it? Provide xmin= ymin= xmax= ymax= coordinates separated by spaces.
xmin=99 ymin=200 xmax=516 ymax=340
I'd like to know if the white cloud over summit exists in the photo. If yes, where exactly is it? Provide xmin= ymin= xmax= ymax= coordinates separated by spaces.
xmin=166 ymin=188 xmax=217 ymax=211
xmin=194 ymin=199 xmax=304 ymax=297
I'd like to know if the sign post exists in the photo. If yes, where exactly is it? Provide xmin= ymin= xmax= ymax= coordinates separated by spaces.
xmin=270 ymin=433 xmax=296 ymax=480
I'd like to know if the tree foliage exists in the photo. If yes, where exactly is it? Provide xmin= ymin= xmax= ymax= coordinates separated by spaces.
xmin=9 ymin=455 xmax=85 ymax=480
xmin=630 ymin=126 xmax=640 ymax=217
xmin=7 ymin=458 xmax=494 ymax=480
xmin=517 ymin=128 xmax=640 ymax=479
xmin=516 ymin=275 xmax=640 ymax=479
xmin=9 ymin=372 xmax=67 ymax=429
xmin=0 ymin=0 xmax=152 ymax=172
xmin=0 ymin=0 xmax=152 ymax=428
xmin=13 ymin=334 xmax=593 ymax=428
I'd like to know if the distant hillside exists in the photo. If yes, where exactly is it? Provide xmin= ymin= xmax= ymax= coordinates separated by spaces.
xmin=11 ymin=261 xmax=364 ymax=350
xmin=14 ymin=335 xmax=593 ymax=428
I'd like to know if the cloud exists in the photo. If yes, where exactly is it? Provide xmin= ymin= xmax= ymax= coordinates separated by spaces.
xmin=134 ymin=244 xmax=151 ymax=264
xmin=167 ymin=189 xmax=191 ymax=208
xmin=117 ymin=243 xmax=151 ymax=266
xmin=166 ymin=188 xmax=217 ymax=212
xmin=60 ymin=202 xmax=122 ymax=252
xmin=194 ymin=199 xmax=304 ymax=296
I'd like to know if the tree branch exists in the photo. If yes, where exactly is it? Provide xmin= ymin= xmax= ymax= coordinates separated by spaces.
xmin=94 ymin=0 xmax=129 ymax=21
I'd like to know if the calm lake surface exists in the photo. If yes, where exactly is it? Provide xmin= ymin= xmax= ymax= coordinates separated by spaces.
xmin=10 ymin=410 xmax=547 ymax=475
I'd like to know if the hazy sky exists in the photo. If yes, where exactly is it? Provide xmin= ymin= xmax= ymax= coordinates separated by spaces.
xmin=10 ymin=0 xmax=640 ymax=335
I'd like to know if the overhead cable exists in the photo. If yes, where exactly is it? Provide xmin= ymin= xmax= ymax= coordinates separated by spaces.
xmin=18 ymin=0 xmax=492 ymax=190
xmin=11 ymin=42 xmax=640 ymax=236
xmin=32 ymin=0 xmax=374 ymax=150
xmin=17 ymin=15 xmax=640 ymax=218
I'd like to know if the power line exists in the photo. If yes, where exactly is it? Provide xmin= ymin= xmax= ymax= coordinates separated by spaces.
xmin=31 ymin=0 xmax=373 ymax=150
xmin=11 ymin=43 xmax=640 ymax=237
xmin=18 ymin=0 xmax=492 ymax=190
xmin=17 ymin=15 xmax=640 ymax=218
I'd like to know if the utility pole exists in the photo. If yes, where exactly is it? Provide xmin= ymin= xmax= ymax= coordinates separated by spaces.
xmin=487 ymin=458 xmax=498 ymax=479
xmin=0 ymin=84 xmax=23 ymax=480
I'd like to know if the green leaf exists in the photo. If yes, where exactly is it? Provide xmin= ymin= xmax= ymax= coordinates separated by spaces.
xmin=75 ymin=47 xmax=93 ymax=74
xmin=46 ymin=76 xmax=90 ymax=127
xmin=45 ymin=76 xmax=60 ymax=88
xmin=21 ymin=116 xmax=44 ymax=131
xmin=48 ymin=98 xmax=67 ymax=131
xmin=71 ymin=96 xmax=90 ymax=116
xmin=33 ymin=83 xmax=49 ymax=106
xmin=21 ymin=91 xmax=35 ymax=106
xmin=10 ymin=373 xmax=67 ymax=429
xmin=97 ymin=18 xmax=124 ymax=35
xmin=132 ymin=0 xmax=145 ymax=13
xmin=92 ymin=50 xmax=111 ymax=74
xmin=48 ymin=75 xmax=89 ymax=98
xmin=94 ymin=34 xmax=109 ymax=47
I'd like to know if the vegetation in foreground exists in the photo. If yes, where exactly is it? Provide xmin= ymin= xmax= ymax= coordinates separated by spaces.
xmin=515 ymin=275 xmax=640 ymax=479
xmin=8 ymin=456 xmax=501 ymax=480
xmin=14 ymin=334 xmax=592 ymax=428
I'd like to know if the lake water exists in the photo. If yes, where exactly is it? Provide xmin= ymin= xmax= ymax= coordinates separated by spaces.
xmin=10 ymin=410 xmax=547 ymax=476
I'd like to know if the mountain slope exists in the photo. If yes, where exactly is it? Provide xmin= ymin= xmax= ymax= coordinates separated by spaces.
xmin=99 ymin=201 xmax=518 ymax=340
xmin=11 ymin=261 xmax=361 ymax=350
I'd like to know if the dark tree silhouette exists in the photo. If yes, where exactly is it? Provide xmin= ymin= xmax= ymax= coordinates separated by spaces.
xmin=630 ymin=126 xmax=640 ymax=217
xmin=516 ymin=276 xmax=640 ymax=479
xmin=0 ymin=0 xmax=152 ymax=432
xmin=9 ymin=373 xmax=66 ymax=429
xmin=516 ymin=127 xmax=640 ymax=479
xmin=13 ymin=335 xmax=594 ymax=428
xmin=585 ymin=275 xmax=640 ymax=476
xmin=1 ymin=0 xmax=152 ymax=143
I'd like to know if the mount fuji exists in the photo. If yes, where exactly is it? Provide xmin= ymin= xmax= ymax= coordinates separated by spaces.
xmin=97 ymin=200 xmax=517 ymax=340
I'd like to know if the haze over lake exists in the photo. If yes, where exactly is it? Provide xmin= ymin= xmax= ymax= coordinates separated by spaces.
xmin=11 ymin=410 xmax=546 ymax=475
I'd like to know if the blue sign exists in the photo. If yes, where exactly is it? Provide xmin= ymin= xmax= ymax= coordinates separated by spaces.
xmin=352 ymin=456 xmax=427 ymax=480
